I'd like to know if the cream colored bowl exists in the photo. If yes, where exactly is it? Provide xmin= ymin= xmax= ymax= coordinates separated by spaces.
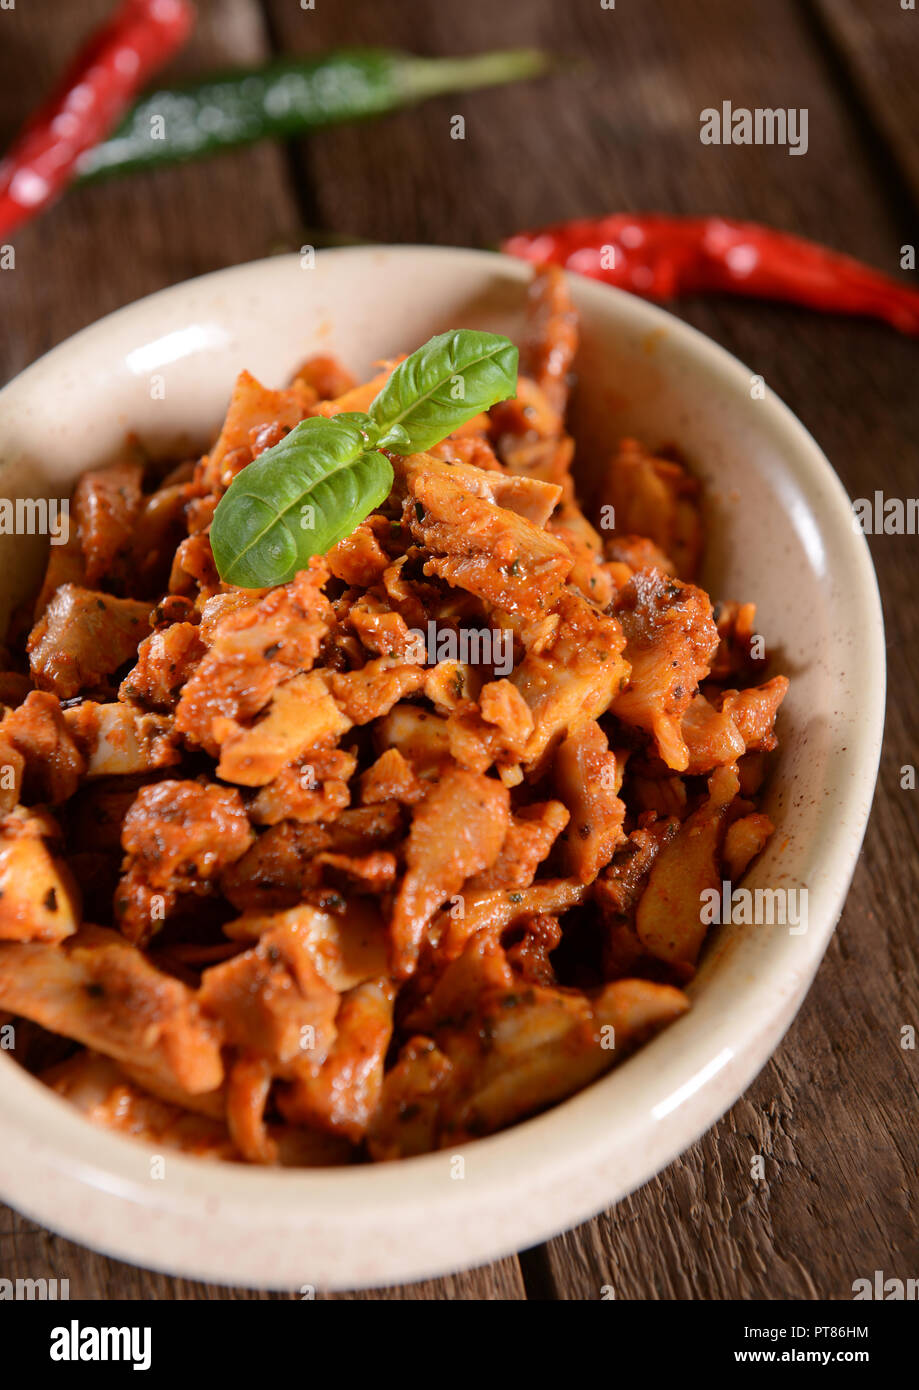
xmin=0 ymin=247 xmax=884 ymax=1289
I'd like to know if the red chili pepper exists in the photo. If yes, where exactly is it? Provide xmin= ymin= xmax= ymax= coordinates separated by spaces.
xmin=503 ymin=214 xmax=919 ymax=336
xmin=0 ymin=0 xmax=194 ymax=239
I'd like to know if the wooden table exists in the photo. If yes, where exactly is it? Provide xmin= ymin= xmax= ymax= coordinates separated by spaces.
xmin=1 ymin=0 xmax=916 ymax=1301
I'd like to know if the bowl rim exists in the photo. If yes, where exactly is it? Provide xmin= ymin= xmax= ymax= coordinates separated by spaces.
xmin=0 ymin=245 xmax=886 ymax=1289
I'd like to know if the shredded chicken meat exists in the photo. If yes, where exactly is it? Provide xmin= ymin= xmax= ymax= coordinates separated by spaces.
xmin=0 ymin=268 xmax=787 ymax=1164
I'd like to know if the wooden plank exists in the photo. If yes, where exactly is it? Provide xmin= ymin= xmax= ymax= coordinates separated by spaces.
xmin=0 ymin=1221 xmax=281 ymax=1299
xmin=262 ymin=0 xmax=907 ymax=252
xmin=809 ymin=0 xmax=919 ymax=209
xmin=0 ymin=1216 xmax=524 ymax=1299
xmin=540 ymin=944 xmax=919 ymax=1299
xmin=264 ymin=0 xmax=919 ymax=1298
xmin=323 ymin=1259 xmax=525 ymax=1301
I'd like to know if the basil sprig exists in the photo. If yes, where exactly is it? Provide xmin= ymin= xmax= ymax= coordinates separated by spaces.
xmin=210 ymin=329 xmax=518 ymax=587
xmin=370 ymin=329 xmax=520 ymax=452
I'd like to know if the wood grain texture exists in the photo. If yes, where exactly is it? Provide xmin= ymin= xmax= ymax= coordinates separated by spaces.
xmin=0 ymin=0 xmax=916 ymax=1301
xmin=0 ymin=1213 xmax=524 ymax=1299
xmin=809 ymin=0 xmax=919 ymax=208
xmin=0 ymin=0 xmax=299 ymax=386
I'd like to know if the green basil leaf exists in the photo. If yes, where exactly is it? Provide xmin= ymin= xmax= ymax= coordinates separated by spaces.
xmin=374 ymin=421 xmax=412 ymax=453
xmin=210 ymin=413 xmax=392 ymax=588
xmin=369 ymin=329 xmax=518 ymax=453
xmin=208 ymin=330 xmax=518 ymax=589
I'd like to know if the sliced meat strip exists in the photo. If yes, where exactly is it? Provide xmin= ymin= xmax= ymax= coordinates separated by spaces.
xmin=249 ymin=748 xmax=356 ymax=826
xmin=1 ymin=690 xmax=85 ymax=803
xmin=198 ymin=369 xmax=315 ymax=495
xmin=199 ymin=919 xmax=340 ymax=1074
xmin=723 ymin=811 xmax=775 ymax=881
xmin=120 ymin=622 xmax=206 ymax=711
xmin=0 ymin=806 xmax=79 ymax=943
xmin=553 ymin=718 xmax=627 ymax=883
xmin=117 ymin=780 xmax=253 ymax=943
xmin=0 ymin=926 xmax=224 ymax=1093
xmin=215 ymin=672 xmax=352 ymax=786
xmin=465 ymin=801 xmax=569 ymax=893
xmin=226 ymin=1053 xmax=278 ymax=1164
xmin=64 ymin=701 xmax=179 ymax=778
xmin=27 ymin=585 xmax=153 ymax=700
xmin=612 ymin=569 xmax=719 ymax=772
xmin=511 ymin=589 xmax=629 ymax=770
xmin=174 ymin=560 xmax=332 ymax=755
xmin=717 ymin=676 xmax=789 ymax=752
xmin=367 ymin=1036 xmax=454 ymax=1161
xmin=598 ymin=438 xmax=703 ymax=580
xmin=359 ymin=747 xmax=425 ymax=806
xmin=435 ymin=878 xmax=587 ymax=964
xmin=279 ymin=977 xmax=395 ymax=1142
xmin=635 ymin=763 xmax=740 ymax=967
xmin=73 ymin=455 xmax=144 ymax=590
xmin=223 ymin=899 xmax=389 ymax=992
xmin=43 ymin=1052 xmax=236 ymax=1159
xmin=520 ymin=264 xmax=578 ymax=417
xmin=390 ymin=768 xmax=510 ymax=979
xmin=680 ymin=691 xmax=746 ymax=774
xmin=323 ymin=658 xmax=425 ymax=726
xmin=395 ymin=454 xmax=573 ymax=618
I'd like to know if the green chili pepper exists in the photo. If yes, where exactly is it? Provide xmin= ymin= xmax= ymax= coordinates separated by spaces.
xmin=75 ymin=47 xmax=551 ymax=181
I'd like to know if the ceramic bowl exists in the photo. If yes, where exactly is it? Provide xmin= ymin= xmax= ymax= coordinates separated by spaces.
xmin=0 ymin=247 xmax=884 ymax=1289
